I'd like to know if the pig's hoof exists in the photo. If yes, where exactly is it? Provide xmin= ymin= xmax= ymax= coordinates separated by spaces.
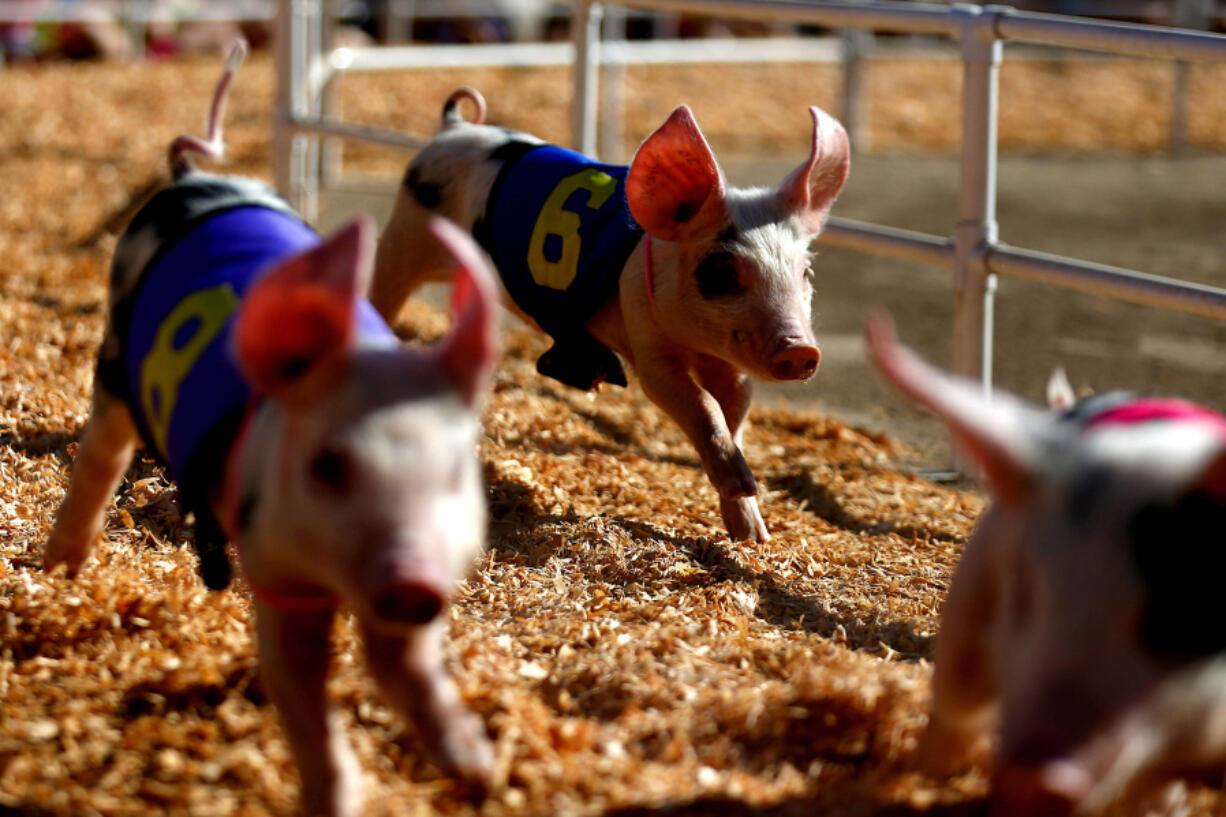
xmin=720 ymin=496 xmax=769 ymax=543
xmin=299 ymin=754 xmax=364 ymax=817
xmin=438 ymin=713 xmax=496 ymax=789
xmin=43 ymin=534 xmax=87 ymax=578
xmin=917 ymin=721 xmax=989 ymax=777
xmin=300 ymin=779 xmax=363 ymax=817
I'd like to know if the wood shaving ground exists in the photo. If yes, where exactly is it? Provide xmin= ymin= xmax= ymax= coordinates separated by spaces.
xmin=2 ymin=52 xmax=1222 ymax=817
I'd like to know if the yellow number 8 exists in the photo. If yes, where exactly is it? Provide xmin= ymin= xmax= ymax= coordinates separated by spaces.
xmin=140 ymin=284 xmax=239 ymax=459
xmin=527 ymin=168 xmax=618 ymax=291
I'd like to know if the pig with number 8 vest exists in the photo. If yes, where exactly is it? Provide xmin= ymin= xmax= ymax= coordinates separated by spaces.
xmin=372 ymin=88 xmax=851 ymax=543
xmin=866 ymin=313 xmax=1226 ymax=815
xmin=43 ymin=44 xmax=497 ymax=817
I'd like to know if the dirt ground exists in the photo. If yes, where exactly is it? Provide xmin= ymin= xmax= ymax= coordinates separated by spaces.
xmin=755 ymin=150 xmax=1226 ymax=468
xmin=3 ymin=49 xmax=1226 ymax=817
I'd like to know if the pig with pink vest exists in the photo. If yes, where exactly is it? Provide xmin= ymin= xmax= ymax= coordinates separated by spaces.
xmin=43 ymin=44 xmax=497 ymax=817
xmin=371 ymin=88 xmax=850 ymax=543
xmin=867 ymin=313 xmax=1226 ymax=815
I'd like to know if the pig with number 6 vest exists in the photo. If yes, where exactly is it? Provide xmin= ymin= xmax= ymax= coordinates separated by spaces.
xmin=43 ymin=44 xmax=498 ymax=817
xmin=371 ymin=87 xmax=851 ymax=544
xmin=866 ymin=312 xmax=1226 ymax=816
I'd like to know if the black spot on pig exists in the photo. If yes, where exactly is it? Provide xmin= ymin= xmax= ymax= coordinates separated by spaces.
xmin=1128 ymin=490 xmax=1226 ymax=661
xmin=1066 ymin=465 xmax=1112 ymax=524
xmin=487 ymin=139 xmax=539 ymax=164
xmin=1058 ymin=391 xmax=1136 ymax=427
xmin=404 ymin=166 xmax=443 ymax=209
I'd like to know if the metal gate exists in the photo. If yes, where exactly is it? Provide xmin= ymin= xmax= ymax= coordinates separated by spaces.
xmin=273 ymin=0 xmax=1226 ymax=392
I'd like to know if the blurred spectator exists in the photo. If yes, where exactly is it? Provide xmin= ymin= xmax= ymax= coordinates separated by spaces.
xmin=0 ymin=0 xmax=277 ymax=63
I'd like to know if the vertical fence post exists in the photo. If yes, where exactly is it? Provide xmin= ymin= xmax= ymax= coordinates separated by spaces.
xmin=952 ymin=4 xmax=1004 ymax=397
xmin=320 ymin=0 xmax=344 ymax=190
xmin=273 ymin=0 xmax=295 ymax=202
xmin=274 ymin=0 xmax=320 ymax=219
xmin=841 ymin=28 xmax=872 ymax=153
xmin=123 ymin=0 xmax=151 ymax=60
xmin=572 ymin=0 xmax=603 ymax=155
xmin=300 ymin=0 xmax=321 ymax=223
xmin=600 ymin=6 xmax=628 ymax=161
xmin=1171 ymin=0 xmax=1210 ymax=153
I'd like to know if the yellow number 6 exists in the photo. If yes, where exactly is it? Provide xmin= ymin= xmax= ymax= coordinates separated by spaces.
xmin=527 ymin=168 xmax=618 ymax=291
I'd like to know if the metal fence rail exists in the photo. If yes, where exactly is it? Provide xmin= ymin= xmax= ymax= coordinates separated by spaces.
xmin=273 ymin=0 xmax=1226 ymax=395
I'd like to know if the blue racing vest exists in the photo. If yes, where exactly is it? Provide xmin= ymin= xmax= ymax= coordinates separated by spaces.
xmin=122 ymin=205 xmax=318 ymax=481
xmin=100 ymin=174 xmax=392 ymax=588
xmin=474 ymin=143 xmax=643 ymax=390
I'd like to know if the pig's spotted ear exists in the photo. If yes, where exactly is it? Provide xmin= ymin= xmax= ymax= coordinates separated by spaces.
xmin=777 ymin=106 xmax=850 ymax=235
xmin=235 ymin=218 xmax=375 ymax=402
xmin=865 ymin=311 xmax=1039 ymax=504
xmin=626 ymin=105 xmax=727 ymax=242
xmin=429 ymin=216 xmax=500 ymax=407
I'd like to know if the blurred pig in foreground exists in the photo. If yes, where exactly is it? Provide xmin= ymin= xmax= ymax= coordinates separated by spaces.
xmin=43 ymin=43 xmax=497 ymax=817
xmin=866 ymin=313 xmax=1226 ymax=816
xmin=372 ymin=87 xmax=850 ymax=544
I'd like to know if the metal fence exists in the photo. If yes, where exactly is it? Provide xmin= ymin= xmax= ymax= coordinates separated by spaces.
xmin=273 ymin=0 xmax=1226 ymax=393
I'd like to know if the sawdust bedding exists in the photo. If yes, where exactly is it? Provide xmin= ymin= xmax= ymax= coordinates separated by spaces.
xmin=2 ymin=52 xmax=1225 ymax=817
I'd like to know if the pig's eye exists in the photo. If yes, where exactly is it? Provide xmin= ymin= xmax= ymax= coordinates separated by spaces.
xmin=308 ymin=446 xmax=354 ymax=495
xmin=694 ymin=252 xmax=743 ymax=299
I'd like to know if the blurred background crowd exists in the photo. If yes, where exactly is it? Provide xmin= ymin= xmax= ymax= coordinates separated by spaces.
xmin=2 ymin=0 xmax=1223 ymax=64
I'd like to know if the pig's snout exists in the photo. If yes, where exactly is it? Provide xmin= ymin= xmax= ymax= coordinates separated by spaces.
xmin=769 ymin=339 xmax=820 ymax=381
xmin=992 ymin=761 xmax=1090 ymax=817
xmin=372 ymin=580 xmax=448 ymax=625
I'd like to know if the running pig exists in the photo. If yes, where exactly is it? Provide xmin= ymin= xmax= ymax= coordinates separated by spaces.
xmin=866 ymin=313 xmax=1226 ymax=815
xmin=371 ymin=88 xmax=850 ymax=543
xmin=43 ymin=43 xmax=498 ymax=817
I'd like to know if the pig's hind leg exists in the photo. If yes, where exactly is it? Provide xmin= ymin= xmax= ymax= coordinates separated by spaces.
xmin=370 ymin=189 xmax=458 ymax=324
xmin=255 ymin=603 xmax=364 ymax=817
xmin=693 ymin=358 xmax=769 ymax=543
xmin=362 ymin=620 xmax=495 ymax=788
xmin=44 ymin=388 xmax=140 ymax=577
xmin=371 ymin=144 xmax=499 ymax=326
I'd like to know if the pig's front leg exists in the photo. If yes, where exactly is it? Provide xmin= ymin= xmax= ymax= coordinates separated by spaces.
xmin=45 ymin=389 xmax=140 ymax=577
xmin=637 ymin=355 xmax=766 ymax=542
xmin=362 ymin=620 xmax=495 ymax=787
xmin=693 ymin=357 xmax=768 ymax=543
xmin=921 ymin=510 xmax=1006 ymax=776
xmin=254 ymin=603 xmax=363 ymax=817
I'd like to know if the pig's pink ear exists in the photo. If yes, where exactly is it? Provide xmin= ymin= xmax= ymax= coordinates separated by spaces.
xmin=626 ymin=105 xmax=728 ymax=242
xmin=865 ymin=311 xmax=1039 ymax=504
xmin=777 ymin=106 xmax=850 ymax=235
xmin=235 ymin=218 xmax=375 ymax=402
xmin=429 ymin=216 xmax=500 ymax=407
